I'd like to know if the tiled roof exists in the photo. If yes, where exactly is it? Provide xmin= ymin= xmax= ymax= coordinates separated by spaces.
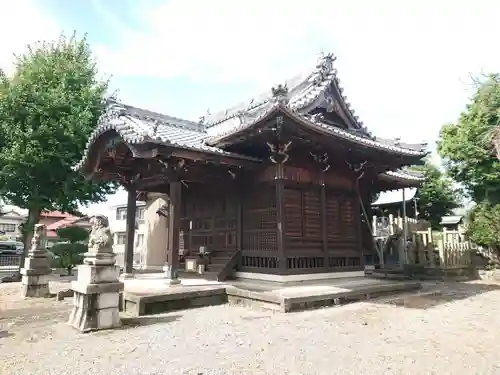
xmin=440 ymin=215 xmax=463 ymax=225
xmin=46 ymin=216 xmax=90 ymax=238
xmin=380 ymin=169 xmax=425 ymax=182
xmin=203 ymin=53 xmax=427 ymax=156
xmin=372 ymin=188 xmax=418 ymax=206
xmin=202 ymin=53 xmax=367 ymax=132
xmin=74 ymin=101 xmax=262 ymax=171
xmin=205 ymin=104 xmax=427 ymax=156
xmin=41 ymin=211 xmax=75 ymax=219
xmin=75 ymin=52 xmax=428 ymax=172
xmin=46 ymin=217 xmax=79 ymax=231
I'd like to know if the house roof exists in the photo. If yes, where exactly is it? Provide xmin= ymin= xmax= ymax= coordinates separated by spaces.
xmin=372 ymin=188 xmax=418 ymax=206
xmin=440 ymin=215 xmax=463 ymax=225
xmin=75 ymin=52 xmax=428 ymax=181
xmin=46 ymin=216 xmax=90 ymax=238
xmin=0 ymin=210 xmax=26 ymax=219
xmin=41 ymin=211 xmax=75 ymax=219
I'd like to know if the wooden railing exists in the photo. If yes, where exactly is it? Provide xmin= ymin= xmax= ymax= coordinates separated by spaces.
xmin=372 ymin=214 xmax=430 ymax=236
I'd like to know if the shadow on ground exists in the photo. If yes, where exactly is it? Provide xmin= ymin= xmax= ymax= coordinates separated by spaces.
xmin=375 ymin=282 xmax=500 ymax=310
xmin=0 ymin=330 xmax=14 ymax=339
xmin=120 ymin=314 xmax=181 ymax=328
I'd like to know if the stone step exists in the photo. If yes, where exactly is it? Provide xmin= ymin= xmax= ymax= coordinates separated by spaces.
xmin=210 ymin=257 xmax=231 ymax=265
xmin=210 ymin=250 xmax=236 ymax=258
xmin=203 ymin=271 xmax=220 ymax=281
xmin=207 ymin=264 xmax=225 ymax=272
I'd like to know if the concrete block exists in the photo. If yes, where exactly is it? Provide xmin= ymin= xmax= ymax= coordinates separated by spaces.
xmin=76 ymin=264 xmax=121 ymax=285
xmin=20 ymin=282 xmax=50 ymax=298
xmin=96 ymin=307 xmax=120 ymax=330
xmin=21 ymin=274 xmax=52 ymax=286
xmin=23 ymin=257 xmax=51 ymax=270
xmin=97 ymin=292 xmax=120 ymax=309
xmin=71 ymin=281 xmax=123 ymax=296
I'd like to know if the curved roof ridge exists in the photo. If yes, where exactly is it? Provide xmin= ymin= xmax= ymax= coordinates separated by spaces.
xmin=207 ymin=105 xmax=429 ymax=157
xmin=202 ymin=52 xmax=373 ymax=139
xmin=202 ymin=54 xmax=332 ymax=127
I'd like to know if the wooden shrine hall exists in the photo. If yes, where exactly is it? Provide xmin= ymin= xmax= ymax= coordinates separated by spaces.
xmin=75 ymin=53 xmax=428 ymax=283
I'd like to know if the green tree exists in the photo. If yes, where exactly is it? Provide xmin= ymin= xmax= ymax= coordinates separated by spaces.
xmin=0 ymin=33 xmax=117 ymax=256
xmin=50 ymin=226 xmax=89 ymax=275
xmin=437 ymin=74 xmax=500 ymax=203
xmin=467 ymin=202 xmax=500 ymax=252
xmin=413 ymin=162 xmax=461 ymax=229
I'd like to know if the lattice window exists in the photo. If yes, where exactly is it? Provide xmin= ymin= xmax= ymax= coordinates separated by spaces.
xmin=326 ymin=193 xmax=341 ymax=237
xmin=303 ymin=190 xmax=321 ymax=240
xmin=340 ymin=198 xmax=356 ymax=239
xmin=243 ymin=231 xmax=278 ymax=251
xmin=244 ymin=210 xmax=277 ymax=230
xmin=285 ymin=188 xmax=302 ymax=236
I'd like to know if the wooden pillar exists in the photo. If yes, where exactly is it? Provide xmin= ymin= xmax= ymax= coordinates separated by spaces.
xmin=165 ymin=180 xmax=182 ymax=282
xmin=276 ymin=164 xmax=287 ymax=273
xmin=320 ymin=178 xmax=329 ymax=269
xmin=124 ymin=186 xmax=137 ymax=276
xmin=356 ymin=193 xmax=365 ymax=268
xmin=237 ymin=188 xmax=243 ymax=253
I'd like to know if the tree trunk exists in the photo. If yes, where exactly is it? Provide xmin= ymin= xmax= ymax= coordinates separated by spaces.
xmin=15 ymin=208 xmax=42 ymax=279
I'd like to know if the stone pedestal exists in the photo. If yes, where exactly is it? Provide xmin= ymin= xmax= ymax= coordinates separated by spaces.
xmin=67 ymin=215 xmax=124 ymax=333
xmin=68 ymin=263 xmax=123 ymax=332
xmin=20 ymin=225 xmax=52 ymax=298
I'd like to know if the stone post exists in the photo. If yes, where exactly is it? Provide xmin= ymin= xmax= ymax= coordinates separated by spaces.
xmin=20 ymin=223 xmax=52 ymax=298
xmin=68 ymin=215 xmax=123 ymax=333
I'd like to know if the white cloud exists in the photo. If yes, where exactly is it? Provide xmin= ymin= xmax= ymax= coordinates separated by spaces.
xmin=4 ymin=0 xmax=499 ymax=209
xmin=0 ymin=0 xmax=61 ymax=74
xmin=80 ymin=188 xmax=128 ymax=217
xmin=93 ymin=0 xmax=500 ymax=144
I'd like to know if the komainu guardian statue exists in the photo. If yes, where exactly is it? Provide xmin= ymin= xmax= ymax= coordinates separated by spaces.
xmin=84 ymin=215 xmax=115 ymax=266
xmin=68 ymin=214 xmax=123 ymax=332
xmin=87 ymin=215 xmax=114 ymax=254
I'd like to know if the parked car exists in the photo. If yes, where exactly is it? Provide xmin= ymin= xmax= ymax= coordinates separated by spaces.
xmin=0 ymin=241 xmax=19 ymax=255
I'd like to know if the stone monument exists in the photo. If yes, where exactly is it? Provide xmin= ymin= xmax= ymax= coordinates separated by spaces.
xmin=68 ymin=215 xmax=123 ymax=332
xmin=20 ymin=223 xmax=52 ymax=298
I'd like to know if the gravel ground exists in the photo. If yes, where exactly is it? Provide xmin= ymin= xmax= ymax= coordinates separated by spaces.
xmin=1 ymin=280 xmax=500 ymax=375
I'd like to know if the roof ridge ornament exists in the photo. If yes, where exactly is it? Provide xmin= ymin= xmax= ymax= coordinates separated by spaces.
xmin=99 ymin=99 xmax=128 ymax=125
xmin=271 ymin=83 xmax=289 ymax=105
xmin=314 ymin=52 xmax=336 ymax=83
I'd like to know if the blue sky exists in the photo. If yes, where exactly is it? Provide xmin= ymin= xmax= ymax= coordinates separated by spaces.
xmin=1 ymin=0 xmax=500 ymax=215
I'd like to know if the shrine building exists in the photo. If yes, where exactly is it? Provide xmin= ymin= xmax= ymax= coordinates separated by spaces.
xmin=75 ymin=53 xmax=428 ymax=283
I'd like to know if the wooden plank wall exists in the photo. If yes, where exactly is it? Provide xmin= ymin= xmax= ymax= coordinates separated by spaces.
xmin=181 ymin=185 xmax=238 ymax=255
xmin=240 ymin=184 xmax=280 ymax=271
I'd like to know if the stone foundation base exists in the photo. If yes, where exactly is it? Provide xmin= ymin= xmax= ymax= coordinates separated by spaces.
xmin=67 ymin=263 xmax=124 ymax=333
xmin=68 ymin=282 xmax=123 ymax=332
xmin=20 ymin=274 xmax=52 ymax=298
xmin=165 ymin=278 xmax=182 ymax=286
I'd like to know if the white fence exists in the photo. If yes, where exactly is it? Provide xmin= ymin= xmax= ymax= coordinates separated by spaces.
xmin=0 ymin=255 xmax=21 ymax=269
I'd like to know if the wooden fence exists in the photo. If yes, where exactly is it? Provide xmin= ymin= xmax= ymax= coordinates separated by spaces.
xmin=410 ymin=228 xmax=476 ymax=268
xmin=372 ymin=214 xmax=429 ymax=237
